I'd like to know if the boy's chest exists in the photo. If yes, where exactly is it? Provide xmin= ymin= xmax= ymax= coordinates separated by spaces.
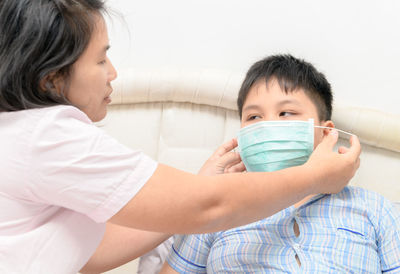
xmin=207 ymin=204 xmax=380 ymax=273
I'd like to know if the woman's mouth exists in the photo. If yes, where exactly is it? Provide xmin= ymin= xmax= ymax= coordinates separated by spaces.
xmin=104 ymin=96 xmax=112 ymax=103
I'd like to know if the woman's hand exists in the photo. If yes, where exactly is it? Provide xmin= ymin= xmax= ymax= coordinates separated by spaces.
xmin=306 ymin=130 xmax=361 ymax=194
xmin=197 ymin=138 xmax=246 ymax=176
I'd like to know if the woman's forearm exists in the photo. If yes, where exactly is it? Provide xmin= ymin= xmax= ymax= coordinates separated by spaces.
xmin=110 ymin=163 xmax=313 ymax=233
xmin=80 ymin=223 xmax=171 ymax=273
xmin=110 ymin=133 xmax=360 ymax=234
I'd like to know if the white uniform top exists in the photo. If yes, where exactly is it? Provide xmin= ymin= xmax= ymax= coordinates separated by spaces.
xmin=0 ymin=105 xmax=158 ymax=274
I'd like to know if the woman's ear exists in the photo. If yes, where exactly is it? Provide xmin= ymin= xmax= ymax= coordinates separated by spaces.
xmin=322 ymin=120 xmax=335 ymax=136
xmin=39 ymin=72 xmax=65 ymax=94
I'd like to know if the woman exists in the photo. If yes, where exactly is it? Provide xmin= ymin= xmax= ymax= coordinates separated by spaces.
xmin=0 ymin=0 xmax=360 ymax=273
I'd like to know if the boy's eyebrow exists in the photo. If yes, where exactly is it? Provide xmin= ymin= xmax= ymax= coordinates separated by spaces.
xmin=277 ymin=99 xmax=301 ymax=106
xmin=242 ymin=104 xmax=262 ymax=113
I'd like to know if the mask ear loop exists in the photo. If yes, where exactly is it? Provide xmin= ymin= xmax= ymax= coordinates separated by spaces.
xmin=314 ymin=126 xmax=356 ymax=137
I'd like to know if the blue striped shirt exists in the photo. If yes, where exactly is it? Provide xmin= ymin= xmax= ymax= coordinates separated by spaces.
xmin=167 ymin=187 xmax=400 ymax=273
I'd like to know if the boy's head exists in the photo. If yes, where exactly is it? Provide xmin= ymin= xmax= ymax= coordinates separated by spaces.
xmin=237 ymin=54 xmax=334 ymax=148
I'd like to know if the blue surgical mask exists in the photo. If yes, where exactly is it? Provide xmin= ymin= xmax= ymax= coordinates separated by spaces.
xmin=237 ymin=119 xmax=354 ymax=172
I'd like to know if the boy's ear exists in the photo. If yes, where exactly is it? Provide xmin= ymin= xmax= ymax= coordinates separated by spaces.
xmin=322 ymin=120 xmax=335 ymax=136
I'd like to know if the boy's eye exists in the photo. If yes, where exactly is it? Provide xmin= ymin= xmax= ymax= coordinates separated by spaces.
xmin=279 ymin=111 xmax=295 ymax=117
xmin=98 ymin=60 xmax=106 ymax=65
xmin=248 ymin=115 xmax=261 ymax=121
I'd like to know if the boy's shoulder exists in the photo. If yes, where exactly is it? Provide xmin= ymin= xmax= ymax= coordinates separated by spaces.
xmin=329 ymin=186 xmax=398 ymax=215
xmin=335 ymin=186 xmax=388 ymax=201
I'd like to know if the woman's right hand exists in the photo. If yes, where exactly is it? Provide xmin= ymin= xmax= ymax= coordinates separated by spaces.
xmin=197 ymin=138 xmax=246 ymax=176
xmin=306 ymin=129 xmax=361 ymax=194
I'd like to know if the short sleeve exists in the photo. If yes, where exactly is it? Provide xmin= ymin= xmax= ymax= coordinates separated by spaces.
xmin=376 ymin=198 xmax=400 ymax=272
xmin=26 ymin=106 xmax=158 ymax=223
xmin=166 ymin=233 xmax=213 ymax=274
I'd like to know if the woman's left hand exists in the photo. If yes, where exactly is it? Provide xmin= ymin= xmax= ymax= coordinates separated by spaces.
xmin=198 ymin=138 xmax=246 ymax=176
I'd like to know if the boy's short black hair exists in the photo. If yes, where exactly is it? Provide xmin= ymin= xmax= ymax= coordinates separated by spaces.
xmin=237 ymin=54 xmax=333 ymax=121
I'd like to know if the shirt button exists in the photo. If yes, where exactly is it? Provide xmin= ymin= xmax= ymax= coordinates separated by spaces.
xmin=295 ymin=211 xmax=300 ymax=217
xmin=293 ymin=243 xmax=301 ymax=250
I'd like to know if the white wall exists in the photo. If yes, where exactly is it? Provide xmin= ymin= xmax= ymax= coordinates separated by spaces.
xmin=105 ymin=0 xmax=400 ymax=115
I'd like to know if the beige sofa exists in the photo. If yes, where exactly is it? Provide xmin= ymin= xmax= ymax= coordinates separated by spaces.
xmin=99 ymin=67 xmax=400 ymax=273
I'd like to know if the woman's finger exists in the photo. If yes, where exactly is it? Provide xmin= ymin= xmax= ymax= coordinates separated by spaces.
xmin=218 ymin=151 xmax=242 ymax=168
xmin=338 ymin=146 xmax=349 ymax=154
xmin=211 ymin=138 xmax=238 ymax=158
xmin=226 ymin=162 xmax=246 ymax=173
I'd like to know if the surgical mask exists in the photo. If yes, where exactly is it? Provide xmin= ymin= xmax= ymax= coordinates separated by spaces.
xmin=237 ymin=119 xmax=353 ymax=172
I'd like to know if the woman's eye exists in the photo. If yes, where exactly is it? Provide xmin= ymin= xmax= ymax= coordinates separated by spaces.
xmin=98 ymin=60 xmax=106 ymax=65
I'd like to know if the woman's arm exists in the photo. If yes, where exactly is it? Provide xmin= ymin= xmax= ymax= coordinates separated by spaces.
xmin=80 ymin=223 xmax=171 ymax=273
xmin=110 ymin=131 xmax=361 ymax=234
xmin=81 ymin=139 xmax=244 ymax=273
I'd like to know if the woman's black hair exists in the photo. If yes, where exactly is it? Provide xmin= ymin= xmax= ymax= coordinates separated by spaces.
xmin=0 ymin=0 xmax=105 ymax=111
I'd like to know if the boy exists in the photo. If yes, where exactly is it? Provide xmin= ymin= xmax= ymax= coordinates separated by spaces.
xmin=161 ymin=55 xmax=400 ymax=273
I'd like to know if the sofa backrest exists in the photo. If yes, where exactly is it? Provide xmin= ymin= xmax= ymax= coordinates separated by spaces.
xmin=100 ymin=68 xmax=400 ymax=203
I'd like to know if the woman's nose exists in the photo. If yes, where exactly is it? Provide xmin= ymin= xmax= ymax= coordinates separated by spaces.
xmin=107 ymin=57 xmax=118 ymax=81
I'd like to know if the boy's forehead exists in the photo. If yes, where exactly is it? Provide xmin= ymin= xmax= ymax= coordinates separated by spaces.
xmin=243 ymin=98 xmax=302 ymax=113
xmin=244 ymin=80 xmax=308 ymax=105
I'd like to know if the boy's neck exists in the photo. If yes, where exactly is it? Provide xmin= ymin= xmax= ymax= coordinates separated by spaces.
xmin=293 ymin=194 xmax=317 ymax=208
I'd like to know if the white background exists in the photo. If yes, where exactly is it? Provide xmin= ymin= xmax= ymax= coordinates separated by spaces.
xmin=106 ymin=0 xmax=400 ymax=115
